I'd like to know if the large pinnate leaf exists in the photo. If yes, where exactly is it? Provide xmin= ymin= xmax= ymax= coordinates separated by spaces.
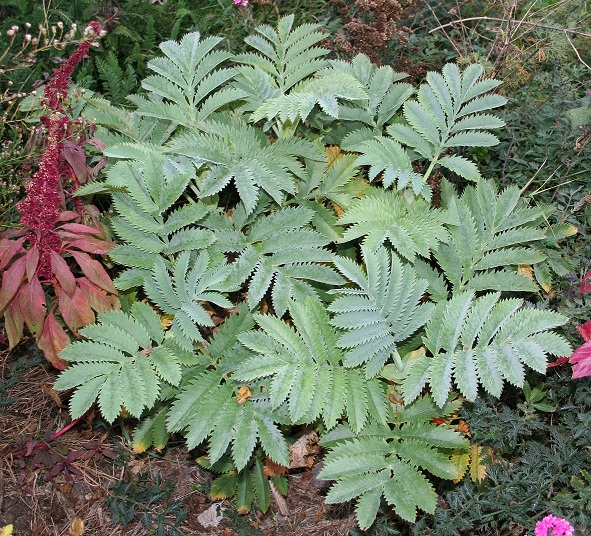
xmin=402 ymin=290 xmax=571 ymax=406
xmin=319 ymin=413 xmax=468 ymax=528
xmin=329 ymin=246 xmax=433 ymax=377
xmin=235 ymin=297 xmax=388 ymax=432
xmin=55 ymin=304 xmax=185 ymax=422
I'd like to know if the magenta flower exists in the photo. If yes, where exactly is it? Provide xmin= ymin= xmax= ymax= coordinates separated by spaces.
xmin=233 ymin=0 xmax=248 ymax=6
xmin=533 ymin=514 xmax=575 ymax=536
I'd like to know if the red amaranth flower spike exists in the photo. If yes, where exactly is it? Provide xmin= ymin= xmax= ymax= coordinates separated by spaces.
xmin=44 ymin=21 xmax=100 ymax=110
xmin=0 ymin=21 xmax=118 ymax=368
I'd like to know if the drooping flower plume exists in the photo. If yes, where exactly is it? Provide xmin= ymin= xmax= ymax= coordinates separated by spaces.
xmin=17 ymin=21 xmax=100 ymax=277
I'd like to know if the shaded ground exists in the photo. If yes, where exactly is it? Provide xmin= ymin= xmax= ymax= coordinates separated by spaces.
xmin=0 ymin=342 xmax=360 ymax=536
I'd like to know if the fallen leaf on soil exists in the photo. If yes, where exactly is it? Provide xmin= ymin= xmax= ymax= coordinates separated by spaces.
xmin=263 ymin=458 xmax=288 ymax=477
xmin=68 ymin=518 xmax=84 ymax=536
xmin=127 ymin=459 xmax=147 ymax=475
xmin=269 ymin=480 xmax=289 ymax=516
xmin=0 ymin=525 xmax=13 ymax=536
xmin=456 ymin=420 xmax=470 ymax=435
xmin=41 ymin=382 xmax=64 ymax=407
xmin=517 ymin=264 xmax=534 ymax=280
xmin=197 ymin=503 xmax=225 ymax=528
xmin=289 ymin=430 xmax=319 ymax=469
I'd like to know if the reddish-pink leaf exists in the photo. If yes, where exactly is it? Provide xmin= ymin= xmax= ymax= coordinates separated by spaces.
xmin=0 ymin=237 xmax=26 ymax=271
xmin=77 ymin=277 xmax=120 ymax=313
xmin=570 ymin=339 xmax=591 ymax=378
xmin=50 ymin=250 xmax=77 ymax=296
xmin=72 ymin=286 xmax=95 ymax=327
xmin=63 ymin=142 xmax=89 ymax=184
xmin=57 ymin=288 xmax=77 ymax=332
xmin=576 ymin=320 xmax=591 ymax=342
xmin=70 ymin=251 xmax=117 ymax=294
xmin=37 ymin=313 xmax=69 ymax=369
xmin=1 ymin=228 xmax=27 ymax=239
xmin=16 ymin=277 xmax=46 ymax=338
xmin=547 ymin=356 xmax=569 ymax=368
xmin=57 ymin=211 xmax=80 ymax=222
xmin=58 ymin=287 xmax=93 ymax=332
xmin=0 ymin=256 xmax=26 ymax=311
xmin=58 ymin=223 xmax=102 ymax=235
xmin=4 ymin=300 xmax=24 ymax=348
xmin=86 ymin=137 xmax=106 ymax=152
xmin=25 ymin=245 xmax=40 ymax=281
xmin=580 ymin=271 xmax=591 ymax=294
xmin=66 ymin=237 xmax=114 ymax=255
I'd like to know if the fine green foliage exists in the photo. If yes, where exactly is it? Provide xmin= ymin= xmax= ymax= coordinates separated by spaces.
xmin=54 ymin=18 xmax=573 ymax=529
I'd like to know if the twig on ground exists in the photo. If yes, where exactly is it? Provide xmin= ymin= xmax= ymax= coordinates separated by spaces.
xmin=564 ymin=31 xmax=591 ymax=70
xmin=269 ymin=479 xmax=289 ymax=516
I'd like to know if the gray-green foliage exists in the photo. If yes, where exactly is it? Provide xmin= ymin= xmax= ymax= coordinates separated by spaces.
xmin=56 ymin=16 xmax=571 ymax=530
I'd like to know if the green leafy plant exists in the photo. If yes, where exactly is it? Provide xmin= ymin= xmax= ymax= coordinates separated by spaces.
xmin=106 ymin=471 xmax=187 ymax=535
xmin=54 ymin=17 xmax=572 ymax=529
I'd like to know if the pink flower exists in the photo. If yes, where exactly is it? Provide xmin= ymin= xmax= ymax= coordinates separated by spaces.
xmin=534 ymin=514 xmax=575 ymax=536
xmin=233 ymin=0 xmax=248 ymax=5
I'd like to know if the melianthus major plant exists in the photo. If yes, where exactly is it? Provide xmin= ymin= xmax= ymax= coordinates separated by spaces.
xmin=54 ymin=16 xmax=573 ymax=529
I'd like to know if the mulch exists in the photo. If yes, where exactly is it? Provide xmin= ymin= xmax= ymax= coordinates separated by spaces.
xmin=0 ymin=341 xmax=360 ymax=536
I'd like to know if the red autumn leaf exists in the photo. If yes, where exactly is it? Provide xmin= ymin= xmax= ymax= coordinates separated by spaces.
xmin=4 ymin=299 xmax=24 ymax=348
xmin=69 ymin=250 xmax=117 ymax=294
xmin=16 ymin=277 xmax=46 ymax=338
xmin=0 ymin=236 xmax=26 ymax=271
xmin=576 ymin=319 xmax=591 ymax=342
xmin=77 ymin=277 xmax=120 ymax=313
xmin=63 ymin=141 xmax=89 ymax=184
xmin=570 ymin=339 xmax=591 ymax=379
xmin=0 ymin=256 xmax=26 ymax=311
xmin=86 ymin=137 xmax=106 ymax=152
xmin=50 ymin=250 xmax=77 ymax=296
xmin=58 ymin=223 xmax=102 ymax=235
xmin=25 ymin=245 xmax=40 ymax=281
xmin=547 ymin=356 xmax=569 ymax=368
xmin=580 ymin=271 xmax=591 ymax=295
xmin=67 ymin=237 xmax=114 ymax=255
xmin=57 ymin=211 xmax=81 ymax=222
xmin=37 ymin=313 xmax=69 ymax=369
xmin=58 ymin=286 xmax=94 ymax=332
